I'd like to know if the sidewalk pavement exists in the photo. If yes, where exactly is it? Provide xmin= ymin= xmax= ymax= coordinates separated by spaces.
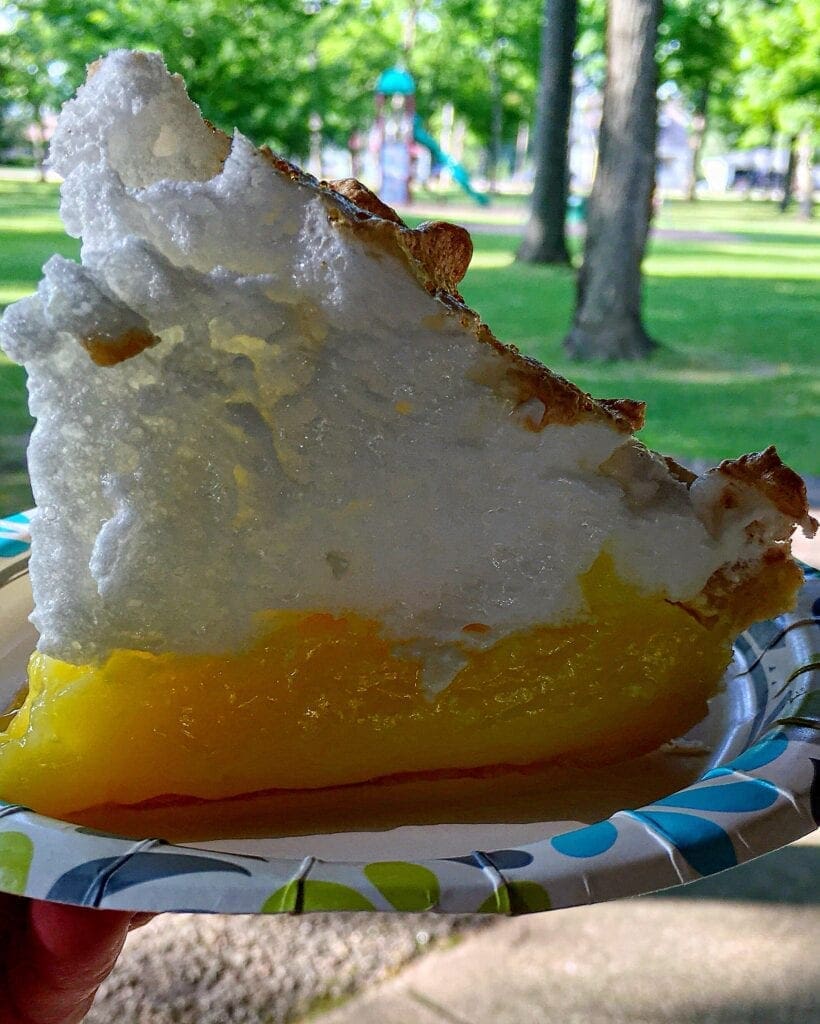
xmin=316 ymin=831 xmax=819 ymax=1024
xmin=88 ymin=909 xmax=486 ymax=1023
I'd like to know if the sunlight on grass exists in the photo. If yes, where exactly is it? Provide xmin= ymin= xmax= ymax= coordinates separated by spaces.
xmin=656 ymin=198 xmax=820 ymax=238
xmin=646 ymin=242 xmax=820 ymax=279
xmin=0 ymin=214 xmax=64 ymax=233
xmin=457 ymin=213 xmax=818 ymax=474
xmin=403 ymin=194 xmax=820 ymax=239
xmin=469 ymin=251 xmax=516 ymax=269
xmin=0 ymin=286 xmax=36 ymax=305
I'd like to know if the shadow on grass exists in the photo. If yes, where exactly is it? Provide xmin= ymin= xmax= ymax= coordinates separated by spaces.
xmin=731 ymin=230 xmax=820 ymax=246
xmin=0 ymin=229 xmax=79 ymax=287
xmin=0 ymin=361 xmax=33 ymax=433
xmin=648 ymin=241 xmax=817 ymax=269
xmin=460 ymin=262 xmax=818 ymax=474
xmin=0 ymin=361 xmax=34 ymax=516
xmin=0 ymin=467 xmax=32 ymax=518
xmin=0 ymin=180 xmax=60 ymax=210
xmin=463 ymin=260 xmax=817 ymax=361
xmin=0 ymin=183 xmax=76 ymax=516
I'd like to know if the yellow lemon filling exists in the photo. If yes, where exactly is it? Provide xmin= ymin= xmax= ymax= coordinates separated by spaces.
xmin=0 ymin=557 xmax=733 ymax=823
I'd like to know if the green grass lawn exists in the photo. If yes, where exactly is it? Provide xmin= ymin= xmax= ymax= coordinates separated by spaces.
xmin=0 ymin=178 xmax=817 ymax=517
xmin=412 ymin=190 xmax=820 ymax=239
xmin=458 ymin=228 xmax=818 ymax=475
xmin=430 ymin=199 xmax=820 ymax=479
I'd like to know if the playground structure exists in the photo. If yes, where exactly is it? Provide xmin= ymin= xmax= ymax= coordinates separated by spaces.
xmin=370 ymin=66 xmax=487 ymax=206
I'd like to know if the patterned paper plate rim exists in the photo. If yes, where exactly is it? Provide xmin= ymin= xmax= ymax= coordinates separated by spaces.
xmin=0 ymin=510 xmax=817 ymax=916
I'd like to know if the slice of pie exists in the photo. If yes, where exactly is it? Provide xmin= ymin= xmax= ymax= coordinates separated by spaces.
xmin=0 ymin=51 xmax=814 ymax=826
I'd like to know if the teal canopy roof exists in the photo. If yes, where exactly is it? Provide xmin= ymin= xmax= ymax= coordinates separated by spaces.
xmin=375 ymin=66 xmax=415 ymax=95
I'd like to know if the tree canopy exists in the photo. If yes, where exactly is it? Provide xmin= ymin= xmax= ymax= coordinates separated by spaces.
xmin=1 ymin=0 xmax=816 ymax=165
xmin=727 ymin=0 xmax=819 ymax=144
xmin=0 ymin=0 xmax=542 ymax=160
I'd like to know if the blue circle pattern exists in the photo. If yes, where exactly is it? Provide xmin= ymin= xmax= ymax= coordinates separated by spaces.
xmin=627 ymin=810 xmax=738 ymax=875
xmin=702 ymin=733 xmax=789 ymax=780
xmin=0 ymin=513 xmax=31 ymax=559
xmin=48 ymin=853 xmax=252 ymax=906
xmin=623 ymin=746 xmax=790 ymax=876
xmin=654 ymin=779 xmax=779 ymax=813
xmin=447 ymin=849 xmax=534 ymax=869
xmin=551 ymin=820 xmax=619 ymax=858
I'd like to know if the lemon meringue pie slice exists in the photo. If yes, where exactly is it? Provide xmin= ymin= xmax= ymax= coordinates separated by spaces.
xmin=0 ymin=51 xmax=814 ymax=826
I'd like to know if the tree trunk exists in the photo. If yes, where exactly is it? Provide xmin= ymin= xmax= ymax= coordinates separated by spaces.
xmin=685 ymin=87 xmax=708 ymax=202
xmin=795 ymin=128 xmax=814 ymax=220
xmin=33 ymin=104 xmax=47 ymax=184
xmin=779 ymin=135 xmax=797 ymax=212
xmin=517 ymin=0 xmax=579 ymax=265
xmin=514 ymin=120 xmax=529 ymax=179
xmin=564 ymin=0 xmax=661 ymax=361
xmin=487 ymin=48 xmax=504 ymax=193
xmin=36 ymin=143 xmax=47 ymax=183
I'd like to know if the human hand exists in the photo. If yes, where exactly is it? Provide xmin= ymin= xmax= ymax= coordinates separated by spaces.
xmin=0 ymin=896 xmax=150 ymax=1023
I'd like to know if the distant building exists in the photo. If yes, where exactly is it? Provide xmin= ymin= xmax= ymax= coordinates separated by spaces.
xmin=701 ymin=147 xmax=811 ymax=194
xmin=656 ymin=98 xmax=692 ymax=193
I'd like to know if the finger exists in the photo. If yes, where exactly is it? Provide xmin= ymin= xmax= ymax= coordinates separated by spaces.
xmin=0 ymin=895 xmax=25 ymax=950
xmin=0 ymin=990 xmax=98 ymax=1024
xmin=2 ymin=902 xmax=133 ymax=1024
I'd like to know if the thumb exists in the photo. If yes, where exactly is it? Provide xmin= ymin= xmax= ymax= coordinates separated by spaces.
xmin=2 ymin=901 xmax=133 ymax=1024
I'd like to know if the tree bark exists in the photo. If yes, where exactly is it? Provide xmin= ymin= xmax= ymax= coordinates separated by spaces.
xmin=795 ymin=128 xmax=814 ymax=220
xmin=487 ymin=44 xmax=504 ymax=193
xmin=564 ymin=0 xmax=661 ymax=361
xmin=779 ymin=134 xmax=797 ymax=212
xmin=517 ymin=0 xmax=579 ymax=264
xmin=34 ymin=105 xmax=47 ymax=184
xmin=685 ymin=87 xmax=708 ymax=202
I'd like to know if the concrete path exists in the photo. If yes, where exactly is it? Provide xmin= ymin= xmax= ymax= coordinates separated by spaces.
xmin=87 ymin=911 xmax=486 ymax=1023
xmin=317 ymin=832 xmax=820 ymax=1024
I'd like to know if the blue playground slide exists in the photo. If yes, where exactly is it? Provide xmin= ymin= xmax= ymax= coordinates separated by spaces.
xmin=413 ymin=116 xmax=489 ymax=206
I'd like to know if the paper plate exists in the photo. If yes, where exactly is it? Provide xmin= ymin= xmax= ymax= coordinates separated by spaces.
xmin=0 ymin=510 xmax=817 ymax=916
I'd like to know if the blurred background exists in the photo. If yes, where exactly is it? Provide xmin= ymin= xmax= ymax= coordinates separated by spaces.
xmin=0 ymin=2 xmax=817 ymax=1020
xmin=0 ymin=0 xmax=817 ymax=518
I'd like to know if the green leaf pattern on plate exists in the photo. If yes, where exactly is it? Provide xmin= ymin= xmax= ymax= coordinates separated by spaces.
xmin=0 ymin=832 xmax=34 ymax=895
